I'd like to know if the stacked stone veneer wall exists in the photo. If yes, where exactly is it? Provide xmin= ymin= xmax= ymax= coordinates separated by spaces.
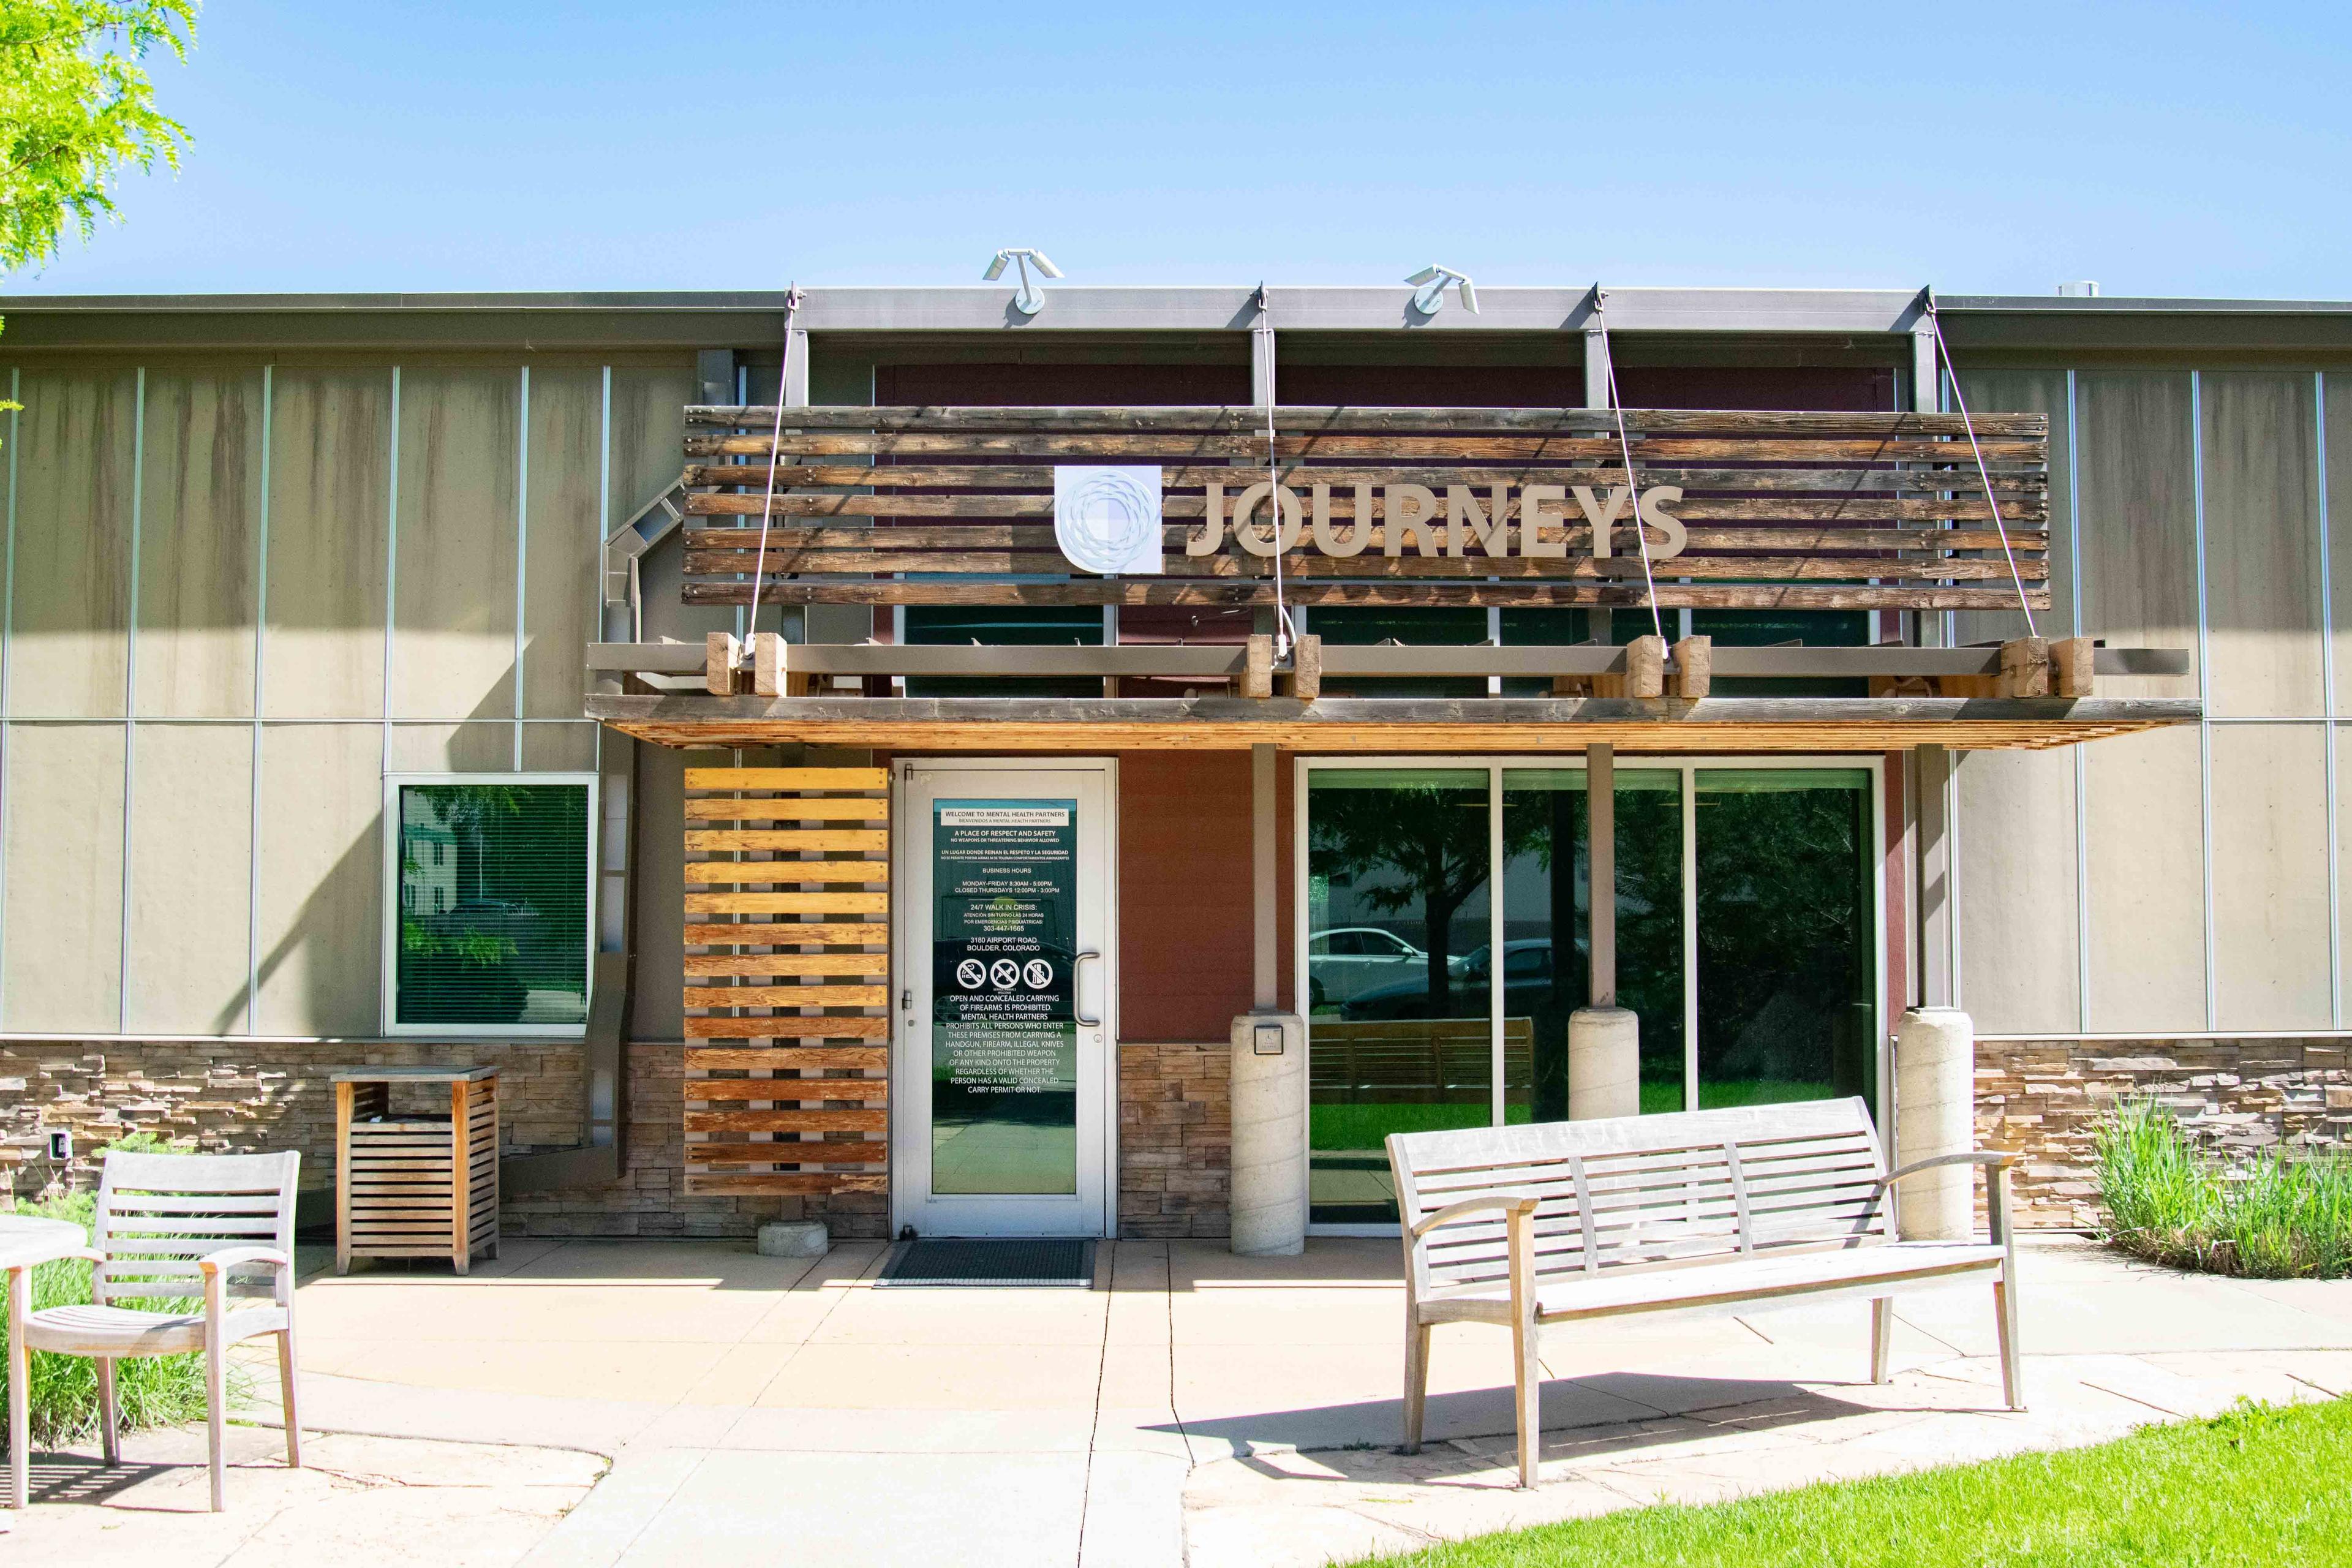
xmin=1120 ymin=1041 xmax=1232 ymax=1238
xmin=1976 ymin=1037 xmax=2352 ymax=1229
xmin=0 ymin=1038 xmax=884 ymax=1240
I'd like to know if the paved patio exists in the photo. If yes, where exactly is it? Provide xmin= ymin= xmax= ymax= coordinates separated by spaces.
xmin=13 ymin=1233 xmax=2352 ymax=1566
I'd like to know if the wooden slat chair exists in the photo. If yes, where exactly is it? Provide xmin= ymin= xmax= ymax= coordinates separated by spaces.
xmin=1387 ymin=1098 xmax=2018 ymax=1488
xmin=25 ymin=1150 xmax=302 ymax=1511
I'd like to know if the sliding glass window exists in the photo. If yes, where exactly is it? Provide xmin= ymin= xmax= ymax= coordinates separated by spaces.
xmin=1693 ymin=768 xmax=1876 ymax=1109
xmin=1499 ymin=769 xmax=1684 ymax=1118
xmin=1305 ymin=767 xmax=1491 ymax=1225
xmin=1300 ymin=758 xmax=1882 ymax=1228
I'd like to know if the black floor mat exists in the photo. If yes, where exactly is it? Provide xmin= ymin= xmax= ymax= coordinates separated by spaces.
xmin=875 ymin=1238 xmax=1096 ymax=1288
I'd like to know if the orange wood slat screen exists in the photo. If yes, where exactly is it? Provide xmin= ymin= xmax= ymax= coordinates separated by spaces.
xmin=679 ymin=767 xmax=891 ymax=1196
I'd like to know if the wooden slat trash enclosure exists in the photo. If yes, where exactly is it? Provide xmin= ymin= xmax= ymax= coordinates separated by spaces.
xmin=680 ymin=766 xmax=891 ymax=1197
xmin=676 ymin=404 xmax=2050 ymax=612
xmin=331 ymin=1066 xmax=499 ymax=1275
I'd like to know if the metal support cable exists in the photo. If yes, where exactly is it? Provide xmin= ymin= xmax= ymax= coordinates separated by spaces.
xmin=1259 ymin=294 xmax=1295 ymax=658
xmin=1593 ymin=290 xmax=1667 ymax=642
xmin=1922 ymin=290 xmax=2038 ymax=635
xmin=745 ymin=285 xmax=804 ymax=642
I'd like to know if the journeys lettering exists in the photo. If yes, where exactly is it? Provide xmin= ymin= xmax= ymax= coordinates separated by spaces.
xmin=1187 ymin=482 xmax=1687 ymax=564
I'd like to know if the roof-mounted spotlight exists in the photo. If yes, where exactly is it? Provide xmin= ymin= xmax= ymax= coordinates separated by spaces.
xmin=1405 ymin=265 xmax=1478 ymax=317
xmin=984 ymin=247 xmax=1063 ymax=316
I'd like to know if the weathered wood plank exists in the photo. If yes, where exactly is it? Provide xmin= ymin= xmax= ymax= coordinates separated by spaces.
xmin=684 ymin=1108 xmax=889 ymax=1134
xmin=682 ymin=921 xmax=889 ymax=946
xmin=682 ymin=891 xmax=890 ymax=916
xmin=682 ymin=404 xmax=2047 ymax=437
xmin=688 ymin=431 xmax=2046 ymax=462
xmin=685 ymin=549 xmax=2047 ymax=584
xmin=684 ymin=579 xmax=2052 ymax=611
xmin=683 ymin=952 xmax=889 ymax=978
xmin=682 ymin=1172 xmax=889 ymax=1194
xmin=681 ymin=861 xmax=889 ymax=886
xmin=682 ymin=470 xmax=2045 ymax=503
xmin=684 ymin=1015 xmax=891 ymax=1039
xmin=683 ymin=984 xmax=889 ymax=1008
xmin=685 ymin=1046 xmax=889 ymax=1071
xmin=684 ymin=766 xmax=887 ymax=790
xmin=682 ymin=1077 xmax=886 ymax=1102
xmin=682 ymin=829 xmax=889 ymax=853
xmin=682 ymin=797 xmax=889 ymax=821
xmin=683 ymin=462 xmax=2048 ymax=499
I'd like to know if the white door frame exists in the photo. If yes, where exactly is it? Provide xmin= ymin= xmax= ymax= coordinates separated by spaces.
xmin=892 ymin=757 xmax=1120 ymax=1238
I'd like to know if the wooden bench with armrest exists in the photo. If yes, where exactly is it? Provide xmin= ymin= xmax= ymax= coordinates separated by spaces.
xmin=1386 ymin=1097 xmax=2019 ymax=1488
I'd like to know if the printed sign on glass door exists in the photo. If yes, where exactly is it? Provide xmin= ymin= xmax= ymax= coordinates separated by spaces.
xmin=930 ymin=799 xmax=1079 ymax=1196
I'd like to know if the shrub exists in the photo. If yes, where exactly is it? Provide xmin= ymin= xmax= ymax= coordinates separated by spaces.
xmin=2096 ymin=1098 xmax=2352 ymax=1279
xmin=0 ymin=1137 xmax=227 ymax=1455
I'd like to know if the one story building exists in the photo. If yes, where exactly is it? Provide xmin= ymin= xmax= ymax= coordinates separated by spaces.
xmin=0 ymin=282 xmax=2342 ymax=1239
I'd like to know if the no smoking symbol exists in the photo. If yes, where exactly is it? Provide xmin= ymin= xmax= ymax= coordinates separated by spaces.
xmin=955 ymin=959 xmax=986 ymax=990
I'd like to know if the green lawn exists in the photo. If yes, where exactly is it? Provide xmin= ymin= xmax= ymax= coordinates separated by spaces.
xmin=1310 ymin=1083 xmax=1838 ymax=1152
xmin=1345 ymin=1398 xmax=2352 ymax=1567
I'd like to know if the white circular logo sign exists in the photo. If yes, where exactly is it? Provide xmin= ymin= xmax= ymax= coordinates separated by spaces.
xmin=989 ymin=959 xmax=1022 ymax=991
xmin=1023 ymin=959 xmax=1054 ymax=990
xmin=1054 ymin=466 xmax=1164 ymax=575
xmin=955 ymin=959 xmax=986 ymax=990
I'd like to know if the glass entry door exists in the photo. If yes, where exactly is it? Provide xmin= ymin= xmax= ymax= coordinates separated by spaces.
xmin=895 ymin=760 xmax=1116 ymax=1237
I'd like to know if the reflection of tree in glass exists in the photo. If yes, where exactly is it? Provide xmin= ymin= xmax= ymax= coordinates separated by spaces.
xmin=1696 ymin=786 xmax=1868 ymax=1085
xmin=1311 ymin=785 xmax=1537 ymax=1012
xmin=399 ymin=785 xmax=588 ymax=1023
xmin=1503 ymin=783 xmax=1684 ymax=1118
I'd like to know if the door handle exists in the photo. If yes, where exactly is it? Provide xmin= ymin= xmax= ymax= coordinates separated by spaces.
xmin=1073 ymin=951 xmax=1103 ymax=1027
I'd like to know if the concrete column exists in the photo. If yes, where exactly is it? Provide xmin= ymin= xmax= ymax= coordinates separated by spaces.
xmin=1231 ymin=1010 xmax=1306 ymax=1254
xmin=1894 ymin=1006 xmax=1975 ymax=1240
xmin=1567 ymin=1007 xmax=1640 ymax=1120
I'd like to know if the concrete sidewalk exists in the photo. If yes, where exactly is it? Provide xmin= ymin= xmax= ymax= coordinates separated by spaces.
xmin=22 ymin=1233 xmax=2348 ymax=1566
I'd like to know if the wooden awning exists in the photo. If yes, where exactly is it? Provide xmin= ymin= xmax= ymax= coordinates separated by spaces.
xmin=677 ymin=404 xmax=2052 ymax=614
xmin=587 ymin=693 xmax=2196 ymax=753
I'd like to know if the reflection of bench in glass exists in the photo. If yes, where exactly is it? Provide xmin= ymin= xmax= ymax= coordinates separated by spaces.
xmin=1310 ymin=1017 xmax=1534 ymax=1106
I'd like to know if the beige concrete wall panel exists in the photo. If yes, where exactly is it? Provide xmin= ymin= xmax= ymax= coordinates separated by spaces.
xmin=386 ymin=721 xmax=511 ymax=774
xmin=2 ymin=723 xmax=125 ymax=1030
xmin=627 ymin=739 xmax=688 ymax=1041
xmin=2075 ymin=372 xmax=2198 ymax=699
xmin=1955 ymin=746 xmax=2079 ymax=1033
xmin=522 ymin=722 xmax=597 ymax=772
xmin=1953 ymin=368 xmax=2072 ymax=646
xmin=2084 ymin=723 xmax=2206 ymax=1031
xmin=254 ymin=723 xmax=381 ymax=1035
xmin=2200 ymin=372 xmax=2323 ymax=717
xmin=265 ymin=366 xmax=390 ymax=717
xmin=135 ymin=368 xmax=263 ymax=717
xmin=2326 ymin=373 xmax=2352 ymax=710
xmin=611 ymin=363 xmax=734 ymax=646
xmin=2210 ymin=723 xmax=2331 ymax=1029
xmin=393 ymin=366 xmax=519 ymax=719
xmin=126 ymin=724 xmax=253 ymax=1031
xmin=10 ymin=368 xmax=137 ymax=717
xmin=523 ymin=366 xmax=600 ymax=717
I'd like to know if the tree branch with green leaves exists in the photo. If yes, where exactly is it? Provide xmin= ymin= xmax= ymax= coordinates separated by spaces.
xmin=0 ymin=1 xmax=196 ymax=278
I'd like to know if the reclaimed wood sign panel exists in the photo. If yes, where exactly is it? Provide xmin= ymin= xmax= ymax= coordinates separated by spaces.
xmin=677 ymin=404 xmax=2049 ymax=612
xmin=680 ymin=766 xmax=890 ymax=1197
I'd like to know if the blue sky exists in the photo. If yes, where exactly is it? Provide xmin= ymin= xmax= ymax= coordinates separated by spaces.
xmin=10 ymin=1 xmax=2350 ymax=298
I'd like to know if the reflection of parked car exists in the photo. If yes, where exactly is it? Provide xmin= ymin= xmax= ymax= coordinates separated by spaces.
xmin=1341 ymin=938 xmax=1566 ymax=1020
xmin=1307 ymin=926 xmax=1425 ymax=1008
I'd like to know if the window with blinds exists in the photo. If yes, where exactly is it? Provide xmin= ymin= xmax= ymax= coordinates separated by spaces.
xmin=390 ymin=778 xmax=594 ymax=1033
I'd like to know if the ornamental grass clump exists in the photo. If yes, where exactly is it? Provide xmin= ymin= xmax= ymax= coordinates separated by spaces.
xmin=0 ymin=1139 xmax=222 ymax=1455
xmin=2096 ymin=1098 xmax=2352 ymax=1280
